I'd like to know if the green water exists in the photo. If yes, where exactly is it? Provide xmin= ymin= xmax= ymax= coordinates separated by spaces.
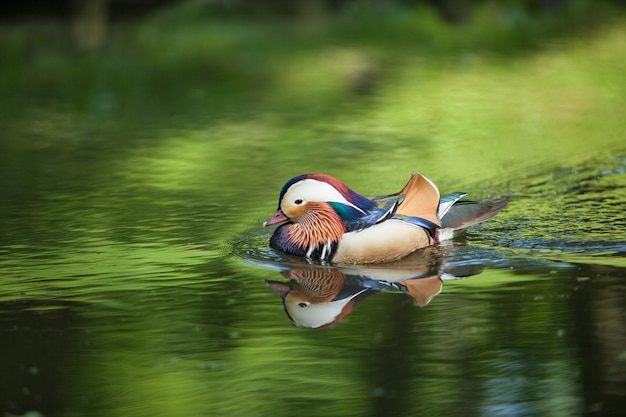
xmin=1 ymin=5 xmax=626 ymax=417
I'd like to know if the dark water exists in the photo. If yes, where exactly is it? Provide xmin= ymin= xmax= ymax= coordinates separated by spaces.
xmin=1 ymin=15 xmax=626 ymax=417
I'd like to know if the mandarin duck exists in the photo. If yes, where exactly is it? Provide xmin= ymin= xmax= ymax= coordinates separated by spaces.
xmin=263 ymin=172 xmax=507 ymax=264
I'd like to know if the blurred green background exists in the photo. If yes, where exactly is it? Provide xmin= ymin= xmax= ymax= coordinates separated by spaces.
xmin=1 ymin=1 xmax=625 ymax=417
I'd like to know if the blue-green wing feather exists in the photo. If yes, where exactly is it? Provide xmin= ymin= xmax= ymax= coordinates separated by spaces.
xmin=342 ymin=195 xmax=405 ymax=232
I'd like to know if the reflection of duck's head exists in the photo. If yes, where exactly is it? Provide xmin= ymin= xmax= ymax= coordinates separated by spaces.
xmin=267 ymin=267 xmax=373 ymax=328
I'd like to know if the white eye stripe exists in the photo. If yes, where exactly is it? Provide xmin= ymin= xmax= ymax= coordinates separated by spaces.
xmin=282 ymin=179 xmax=365 ymax=214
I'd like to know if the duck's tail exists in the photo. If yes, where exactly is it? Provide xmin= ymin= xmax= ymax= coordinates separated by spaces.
xmin=436 ymin=197 xmax=508 ymax=242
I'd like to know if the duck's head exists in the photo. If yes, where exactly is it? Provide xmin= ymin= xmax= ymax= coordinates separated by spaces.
xmin=263 ymin=173 xmax=374 ymax=227
xmin=263 ymin=174 xmax=376 ymax=259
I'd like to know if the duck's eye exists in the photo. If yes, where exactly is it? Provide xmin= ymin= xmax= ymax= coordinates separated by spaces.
xmin=294 ymin=199 xmax=303 ymax=205
xmin=297 ymin=302 xmax=309 ymax=308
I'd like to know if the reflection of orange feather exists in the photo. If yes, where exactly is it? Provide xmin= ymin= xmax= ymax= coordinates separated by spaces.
xmin=400 ymin=276 xmax=443 ymax=307
xmin=395 ymin=173 xmax=441 ymax=226
xmin=284 ymin=267 xmax=346 ymax=302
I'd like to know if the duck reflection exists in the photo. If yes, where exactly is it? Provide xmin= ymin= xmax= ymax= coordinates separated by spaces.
xmin=266 ymin=245 xmax=481 ymax=328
